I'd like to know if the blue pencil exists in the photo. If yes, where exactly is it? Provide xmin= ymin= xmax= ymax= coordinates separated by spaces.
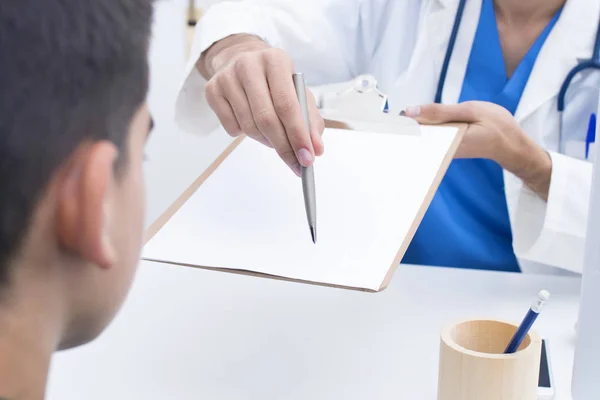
xmin=504 ymin=290 xmax=550 ymax=354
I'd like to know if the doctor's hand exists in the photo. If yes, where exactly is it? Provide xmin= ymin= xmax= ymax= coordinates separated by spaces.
xmin=198 ymin=34 xmax=325 ymax=176
xmin=404 ymin=101 xmax=552 ymax=200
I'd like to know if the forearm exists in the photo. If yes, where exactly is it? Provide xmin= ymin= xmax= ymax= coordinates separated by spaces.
xmin=499 ymin=133 xmax=552 ymax=201
xmin=197 ymin=34 xmax=269 ymax=80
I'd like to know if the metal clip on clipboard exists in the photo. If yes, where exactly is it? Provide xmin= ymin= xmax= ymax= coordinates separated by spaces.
xmin=318 ymin=74 xmax=422 ymax=135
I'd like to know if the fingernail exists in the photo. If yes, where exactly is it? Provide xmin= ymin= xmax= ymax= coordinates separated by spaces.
xmin=297 ymin=148 xmax=313 ymax=167
xmin=404 ymin=106 xmax=421 ymax=118
xmin=292 ymin=163 xmax=302 ymax=177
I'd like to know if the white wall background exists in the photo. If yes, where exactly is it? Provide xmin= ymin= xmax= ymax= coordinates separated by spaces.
xmin=143 ymin=0 xmax=234 ymax=228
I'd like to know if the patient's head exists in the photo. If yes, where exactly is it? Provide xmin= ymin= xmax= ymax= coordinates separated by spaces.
xmin=0 ymin=0 xmax=153 ymax=349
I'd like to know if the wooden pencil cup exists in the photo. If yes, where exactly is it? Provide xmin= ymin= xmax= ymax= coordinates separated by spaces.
xmin=437 ymin=319 xmax=542 ymax=400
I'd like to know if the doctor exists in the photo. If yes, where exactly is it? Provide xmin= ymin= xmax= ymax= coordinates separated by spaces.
xmin=176 ymin=0 xmax=600 ymax=275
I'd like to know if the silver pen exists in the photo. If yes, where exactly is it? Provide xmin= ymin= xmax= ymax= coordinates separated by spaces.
xmin=292 ymin=73 xmax=317 ymax=244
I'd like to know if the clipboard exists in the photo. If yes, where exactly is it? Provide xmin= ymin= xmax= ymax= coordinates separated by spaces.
xmin=143 ymin=76 xmax=466 ymax=292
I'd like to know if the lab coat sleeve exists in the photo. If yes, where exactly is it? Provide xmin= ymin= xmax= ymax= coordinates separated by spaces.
xmin=174 ymin=0 xmax=391 ymax=135
xmin=511 ymin=152 xmax=592 ymax=274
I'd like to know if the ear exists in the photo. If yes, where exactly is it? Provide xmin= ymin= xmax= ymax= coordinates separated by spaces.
xmin=57 ymin=141 xmax=118 ymax=269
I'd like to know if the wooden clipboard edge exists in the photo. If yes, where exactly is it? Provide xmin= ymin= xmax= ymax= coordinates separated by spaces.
xmin=143 ymin=135 xmax=244 ymax=245
xmin=141 ymin=257 xmax=377 ymax=293
xmin=377 ymin=122 xmax=467 ymax=291
xmin=143 ymin=123 xmax=466 ymax=293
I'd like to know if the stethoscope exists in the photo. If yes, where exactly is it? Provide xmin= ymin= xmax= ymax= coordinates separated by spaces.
xmin=434 ymin=0 xmax=600 ymax=152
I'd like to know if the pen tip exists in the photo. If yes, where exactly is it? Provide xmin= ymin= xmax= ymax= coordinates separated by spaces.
xmin=310 ymin=226 xmax=316 ymax=244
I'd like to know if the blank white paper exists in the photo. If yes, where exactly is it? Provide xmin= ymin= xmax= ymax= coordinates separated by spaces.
xmin=143 ymin=126 xmax=458 ymax=291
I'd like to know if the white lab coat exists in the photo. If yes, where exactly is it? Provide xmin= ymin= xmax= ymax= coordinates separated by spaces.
xmin=175 ymin=0 xmax=600 ymax=275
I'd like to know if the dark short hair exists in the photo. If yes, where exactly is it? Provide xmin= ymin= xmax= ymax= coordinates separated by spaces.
xmin=0 ymin=0 xmax=153 ymax=286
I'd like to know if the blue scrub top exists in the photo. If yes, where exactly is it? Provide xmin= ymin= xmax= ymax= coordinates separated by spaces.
xmin=402 ymin=0 xmax=562 ymax=272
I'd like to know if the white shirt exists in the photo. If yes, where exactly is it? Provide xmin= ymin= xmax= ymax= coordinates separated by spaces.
xmin=175 ymin=0 xmax=600 ymax=275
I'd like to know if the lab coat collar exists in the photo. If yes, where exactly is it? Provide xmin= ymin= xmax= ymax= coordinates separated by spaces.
xmin=516 ymin=0 xmax=599 ymax=122
xmin=434 ymin=0 xmax=458 ymax=7
xmin=428 ymin=0 xmax=598 ymax=122
xmin=426 ymin=0 xmax=481 ymax=105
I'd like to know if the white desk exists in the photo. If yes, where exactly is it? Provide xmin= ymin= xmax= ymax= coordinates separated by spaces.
xmin=47 ymin=261 xmax=580 ymax=399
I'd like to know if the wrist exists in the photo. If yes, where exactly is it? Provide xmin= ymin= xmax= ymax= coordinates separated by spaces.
xmin=197 ymin=34 xmax=269 ymax=79
xmin=499 ymin=129 xmax=552 ymax=200
xmin=519 ymin=147 xmax=552 ymax=200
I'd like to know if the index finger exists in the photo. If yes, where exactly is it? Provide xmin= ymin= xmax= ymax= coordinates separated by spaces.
xmin=265 ymin=59 xmax=315 ymax=167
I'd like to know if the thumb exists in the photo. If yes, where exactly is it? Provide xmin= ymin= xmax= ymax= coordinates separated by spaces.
xmin=404 ymin=103 xmax=477 ymax=124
